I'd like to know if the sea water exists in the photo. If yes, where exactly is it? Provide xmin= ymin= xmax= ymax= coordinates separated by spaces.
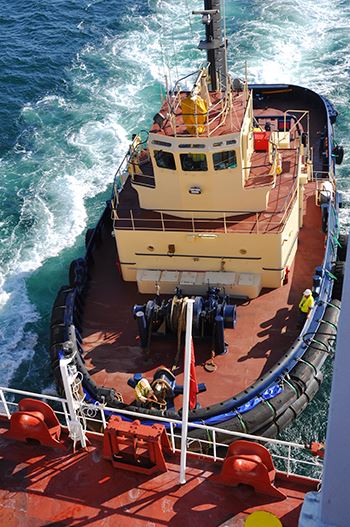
xmin=0 ymin=0 xmax=349 ymax=444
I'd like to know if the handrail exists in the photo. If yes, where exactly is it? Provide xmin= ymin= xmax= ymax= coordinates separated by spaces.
xmin=113 ymin=176 xmax=299 ymax=235
xmin=111 ymin=152 xmax=130 ymax=209
xmin=283 ymin=109 xmax=309 ymax=135
xmin=163 ymin=66 xmax=234 ymax=138
xmin=0 ymin=385 xmax=323 ymax=478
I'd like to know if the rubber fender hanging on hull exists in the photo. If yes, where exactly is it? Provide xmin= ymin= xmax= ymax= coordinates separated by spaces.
xmin=337 ymin=233 xmax=348 ymax=262
xmin=331 ymin=262 xmax=344 ymax=301
xmin=332 ymin=145 xmax=344 ymax=165
xmin=69 ymin=258 xmax=87 ymax=289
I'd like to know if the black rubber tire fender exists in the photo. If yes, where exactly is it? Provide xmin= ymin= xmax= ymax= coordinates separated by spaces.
xmin=85 ymin=228 xmax=95 ymax=249
xmin=69 ymin=258 xmax=87 ymax=288
xmin=332 ymin=261 xmax=345 ymax=301
xmin=337 ymin=234 xmax=348 ymax=262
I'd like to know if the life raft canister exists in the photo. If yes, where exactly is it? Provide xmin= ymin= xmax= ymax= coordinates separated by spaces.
xmin=181 ymin=95 xmax=208 ymax=135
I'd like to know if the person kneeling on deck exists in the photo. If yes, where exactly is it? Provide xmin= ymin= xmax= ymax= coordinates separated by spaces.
xmin=135 ymin=378 xmax=166 ymax=409
xmin=298 ymin=289 xmax=314 ymax=328
xmin=135 ymin=378 xmax=158 ymax=408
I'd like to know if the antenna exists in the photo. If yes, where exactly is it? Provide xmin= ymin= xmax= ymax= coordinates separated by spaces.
xmin=193 ymin=0 xmax=228 ymax=92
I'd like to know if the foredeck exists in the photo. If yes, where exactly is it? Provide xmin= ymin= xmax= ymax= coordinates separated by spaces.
xmin=0 ymin=418 xmax=318 ymax=527
xmin=82 ymin=182 xmax=324 ymax=409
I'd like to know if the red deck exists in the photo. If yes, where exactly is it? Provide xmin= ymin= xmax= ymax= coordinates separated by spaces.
xmin=82 ymin=182 xmax=324 ymax=409
xmin=0 ymin=421 xmax=317 ymax=527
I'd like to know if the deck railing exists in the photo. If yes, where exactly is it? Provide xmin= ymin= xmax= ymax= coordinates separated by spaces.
xmin=163 ymin=68 xmax=241 ymax=138
xmin=0 ymin=385 xmax=323 ymax=480
xmin=111 ymin=152 xmax=130 ymax=209
xmin=112 ymin=176 xmax=299 ymax=236
xmin=311 ymin=170 xmax=336 ymax=207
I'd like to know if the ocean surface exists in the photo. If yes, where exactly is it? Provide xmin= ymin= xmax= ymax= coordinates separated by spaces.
xmin=0 ymin=0 xmax=349 ymax=444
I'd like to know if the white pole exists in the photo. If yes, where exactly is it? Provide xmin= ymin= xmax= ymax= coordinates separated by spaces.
xmin=60 ymin=355 xmax=87 ymax=449
xmin=179 ymin=298 xmax=194 ymax=485
xmin=59 ymin=327 xmax=87 ymax=449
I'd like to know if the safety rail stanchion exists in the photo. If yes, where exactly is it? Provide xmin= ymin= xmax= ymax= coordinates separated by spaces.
xmin=0 ymin=390 xmax=10 ymax=419
xmin=61 ymin=400 xmax=70 ymax=428
xmin=170 ymin=422 xmax=176 ymax=453
xmin=287 ymin=444 xmax=292 ymax=476
xmin=0 ymin=384 xmax=323 ymax=479
xmin=100 ymin=405 xmax=107 ymax=430
xmin=179 ymin=299 xmax=195 ymax=485
xmin=130 ymin=210 xmax=135 ymax=231
xmin=213 ymin=430 xmax=217 ymax=462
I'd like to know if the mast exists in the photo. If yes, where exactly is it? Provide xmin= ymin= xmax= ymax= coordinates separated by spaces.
xmin=193 ymin=0 xmax=228 ymax=91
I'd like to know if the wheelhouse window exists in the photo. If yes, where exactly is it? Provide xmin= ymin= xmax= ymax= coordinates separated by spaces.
xmin=213 ymin=150 xmax=237 ymax=170
xmin=180 ymin=153 xmax=208 ymax=171
xmin=154 ymin=150 xmax=176 ymax=170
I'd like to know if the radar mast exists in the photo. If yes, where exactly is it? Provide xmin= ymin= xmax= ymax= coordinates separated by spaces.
xmin=193 ymin=0 xmax=228 ymax=91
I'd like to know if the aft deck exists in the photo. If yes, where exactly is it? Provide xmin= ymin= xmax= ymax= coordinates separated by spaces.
xmin=82 ymin=182 xmax=324 ymax=409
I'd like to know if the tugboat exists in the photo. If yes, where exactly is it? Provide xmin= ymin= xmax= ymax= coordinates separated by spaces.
xmin=50 ymin=0 xmax=345 ymax=441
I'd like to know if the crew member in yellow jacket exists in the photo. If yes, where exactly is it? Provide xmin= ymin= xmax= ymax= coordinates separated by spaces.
xmin=135 ymin=378 xmax=157 ymax=407
xmin=298 ymin=289 xmax=314 ymax=328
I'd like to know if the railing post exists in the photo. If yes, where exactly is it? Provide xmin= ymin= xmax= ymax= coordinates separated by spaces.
xmin=0 ymin=389 xmax=11 ymax=419
xmin=179 ymin=299 xmax=195 ymax=485
xmin=192 ymin=214 xmax=195 ymax=233
xmin=161 ymin=211 xmax=165 ymax=231
xmin=213 ymin=429 xmax=217 ymax=461
xmin=100 ymin=405 xmax=107 ymax=430
xmin=170 ymin=422 xmax=176 ymax=453
xmin=114 ymin=182 xmax=119 ymax=206
xmin=287 ymin=444 xmax=291 ymax=476
xmin=61 ymin=400 xmax=70 ymax=428
xmin=130 ymin=209 xmax=135 ymax=230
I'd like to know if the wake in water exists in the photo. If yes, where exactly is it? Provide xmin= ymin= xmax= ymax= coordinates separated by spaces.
xmin=0 ymin=0 xmax=349 ymax=410
xmin=226 ymin=0 xmax=350 ymax=223
xmin=0 ymin=0 xmax=202 ymax=386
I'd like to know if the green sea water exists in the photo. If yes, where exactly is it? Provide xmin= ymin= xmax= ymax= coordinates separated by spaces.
xmin=0 ymin=0 xmax=349 ymax=445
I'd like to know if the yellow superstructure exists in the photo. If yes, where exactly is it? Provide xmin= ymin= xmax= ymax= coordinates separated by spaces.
xmin=112 ymin=71 xmax=310 ymax=299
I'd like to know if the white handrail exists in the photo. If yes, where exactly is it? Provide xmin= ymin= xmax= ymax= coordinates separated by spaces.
xmin=179 ymin=298 xmax=194 ymax=484
xmin=0 ymin=385 xmax=323 ymax=478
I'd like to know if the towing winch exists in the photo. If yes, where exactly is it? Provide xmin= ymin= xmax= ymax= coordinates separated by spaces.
xmin=133 ymin=287 xmax=236 ymax=356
